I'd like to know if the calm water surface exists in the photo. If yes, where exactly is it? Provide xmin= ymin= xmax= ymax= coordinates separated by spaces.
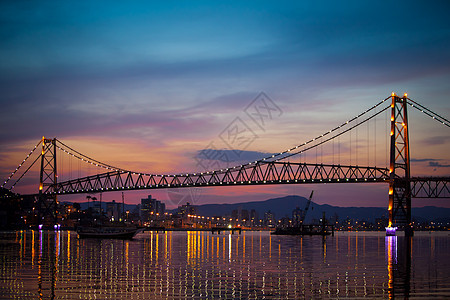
xmin=0 ymin=230 xmax=449 ymax=299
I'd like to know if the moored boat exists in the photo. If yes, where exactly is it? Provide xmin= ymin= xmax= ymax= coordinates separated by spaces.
xmin=76 ymin=226 xmax=141 ymax=239
xmin=271 ymin=226 xmax=331 ymax=236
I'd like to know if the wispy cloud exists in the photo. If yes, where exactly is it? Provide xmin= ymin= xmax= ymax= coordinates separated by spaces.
xmin=429 ymin=161 xmax=450 ymax=168
xmin=196 ymin=149 xmax=272 ymax=163
xmin=411 ymin=158 xmax=440 ymax=163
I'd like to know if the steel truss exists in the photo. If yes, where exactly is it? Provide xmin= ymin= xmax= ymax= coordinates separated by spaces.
xmin=48 ymin=162 xmax=390 ymax=195
xmin=411 ymin=177 xmax=450 ymax=198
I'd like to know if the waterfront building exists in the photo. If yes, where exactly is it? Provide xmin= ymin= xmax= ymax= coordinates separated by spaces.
xmin=140 ymin=195 xmax=165 ymax=222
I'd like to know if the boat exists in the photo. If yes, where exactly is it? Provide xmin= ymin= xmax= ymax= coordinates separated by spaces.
xmin=77 ymin=192 xmax=142 ymax=239
xmin=271 ymin=191 xmax=333 ymax=236
xmin=76 ymin=226 xmax=141 ymax=239
xmin=271 ymin=226 xmax=331 ymax=236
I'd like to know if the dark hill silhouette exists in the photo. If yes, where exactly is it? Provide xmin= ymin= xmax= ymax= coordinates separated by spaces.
xmin=192 ymin=195 xmax=450 ymax=223
xmin=194 ymin=195 xmax=387 ymax=223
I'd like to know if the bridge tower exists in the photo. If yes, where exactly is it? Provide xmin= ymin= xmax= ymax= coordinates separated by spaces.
xmin=388 ymin=93 xmax=412 ymax=236
xmin=37 ymin=137 xmax=58 ymax=226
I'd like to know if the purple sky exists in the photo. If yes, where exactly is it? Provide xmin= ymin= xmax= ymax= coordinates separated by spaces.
xmin=1 ymin=1 xmax=449 ymax=208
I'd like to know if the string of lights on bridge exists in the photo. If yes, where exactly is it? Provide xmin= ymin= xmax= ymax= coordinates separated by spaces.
xmin=406 ymin=97 xmax=450 ymax=128
xmin=2 ymin=94 xmax=449 ymax=192
xmin=54 ymin=96 xmax=393 ymax=179
xmin=1 ymin=140 xmax=41 ymax=189
xmin=56 ymin=140 xmax=126 ymax=172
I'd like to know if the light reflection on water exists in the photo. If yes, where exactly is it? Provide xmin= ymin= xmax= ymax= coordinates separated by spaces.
xmin=0 ymin=230 xmax=449 ymax=299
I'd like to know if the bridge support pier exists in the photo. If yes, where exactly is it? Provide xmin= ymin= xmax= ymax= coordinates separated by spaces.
xmin=387 ymin=93 xmax=412 ymax=236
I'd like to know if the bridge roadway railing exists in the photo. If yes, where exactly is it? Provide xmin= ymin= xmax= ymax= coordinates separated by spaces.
xmin=46 ymin=162 xmax=390 ymax=195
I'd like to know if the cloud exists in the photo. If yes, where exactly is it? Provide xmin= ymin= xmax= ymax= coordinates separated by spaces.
xmin=197 ymin=149 xmax=273 ymax=162
xmin=411 ymin=158 xmax=439 ymax=163
xmin=421 ymin=136 xmax=450 ymax=146
xmin=194 ymin=149 xmax=274 ymax=172
xmin=410 ymin=158 xmax=450 ymax=168
xmin=429 ymin=162 xmax=450 ymax=168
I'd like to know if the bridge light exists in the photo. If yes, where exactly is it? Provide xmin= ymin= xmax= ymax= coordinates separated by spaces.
xmin=404 ymin=93 xmax=407 ymax=98
xmin=391 ymin=92 xmax=396 ymax=97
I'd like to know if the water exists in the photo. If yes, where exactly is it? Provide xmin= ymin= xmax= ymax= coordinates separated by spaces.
xmin=1 ymin=230 xmax=449 ymax=299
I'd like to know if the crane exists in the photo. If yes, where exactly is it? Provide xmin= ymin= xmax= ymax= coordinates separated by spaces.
xmin=300 ymin=190 xmax=314 ymax=223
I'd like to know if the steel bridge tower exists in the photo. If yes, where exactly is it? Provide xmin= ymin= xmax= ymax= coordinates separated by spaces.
xmin=38 ymin=137 xmax=58 ymax=226
xmin=388 ymin=93 xmax=413 ymax=236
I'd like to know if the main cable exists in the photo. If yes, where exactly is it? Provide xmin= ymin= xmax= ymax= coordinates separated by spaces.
xmin=7 ymin=153 xmax=42 ymax=190
xmin=1 ymin=139 xmax=42 ymax=189
xmin=56 ymin=139 xmax=127 ymax=172
xmin=407 ymin=98 xmax=450 ymax=128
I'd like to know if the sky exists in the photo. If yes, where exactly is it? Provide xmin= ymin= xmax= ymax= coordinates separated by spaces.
xmin=1 ymin=1 xmax=449 ymax=209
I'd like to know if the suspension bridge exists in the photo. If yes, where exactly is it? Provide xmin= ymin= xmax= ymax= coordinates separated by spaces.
xmin=1 ymin=93 xmax=449 ymax=235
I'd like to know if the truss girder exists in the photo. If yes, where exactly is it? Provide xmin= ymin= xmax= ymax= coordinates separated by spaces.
xmin=49 ymin=163 xmax=390 ymax=195
xmin=410 ymin=177 xmax=450 ymax=198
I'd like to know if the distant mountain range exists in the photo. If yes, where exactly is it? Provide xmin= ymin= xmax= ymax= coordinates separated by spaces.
xmin=68 ymin=195 xmax=450 ymax=223
xmin=187 ymin=196 xmax=450 ymax=223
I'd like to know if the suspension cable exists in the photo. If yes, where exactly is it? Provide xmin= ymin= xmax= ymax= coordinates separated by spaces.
xmin=46 ymin=100 xmax=393 ymax=182
xmin=269 ymin=105 xmax=391 ymax=163
xmin=7 ymin=153 xmax=42 ymax=190
xmin=407 ymin=98 xmax=450 ymax=128
xmin=40 ymin=96 xmax=395 ymax=182
xmin=1 ymin=140 xmax=42 ymax=189
xmin=55 ymin=97 xmax=392 ymax=179
xmin=252 ymin=96 xmax=392 ymax=164
xmin=56 ymin=139 xmax=126 ymax=172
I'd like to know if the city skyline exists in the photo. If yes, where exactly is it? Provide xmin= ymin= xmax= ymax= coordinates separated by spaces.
xmin=1 ymin=1 xmax=449 ymax=208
